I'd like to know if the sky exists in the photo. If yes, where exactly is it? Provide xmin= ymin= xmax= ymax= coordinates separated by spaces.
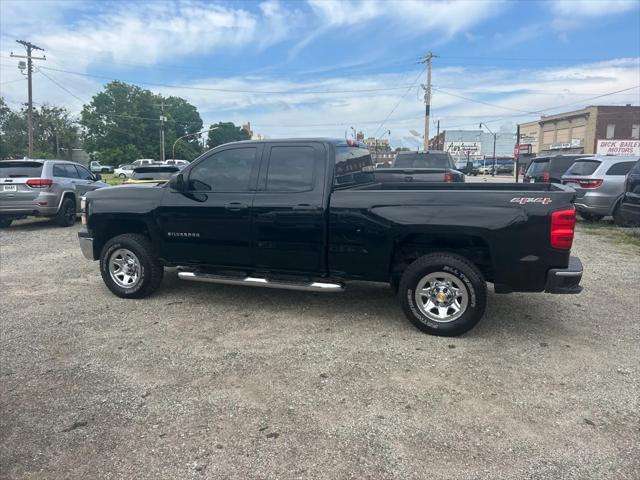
xmin=0 ymin=0 xmax=639 ymax=149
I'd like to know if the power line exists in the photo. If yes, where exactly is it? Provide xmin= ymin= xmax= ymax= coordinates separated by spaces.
xmin=373 ymin=67 xmax=426 ymax=138
xmin=433 ymin=87 xmax=539 ymax=115
xmin=35 ymin=64 xmax=422 ymax=95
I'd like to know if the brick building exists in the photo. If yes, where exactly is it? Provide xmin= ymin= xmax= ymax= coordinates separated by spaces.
xmin=518 ymin=105 xmax=640 ymax=156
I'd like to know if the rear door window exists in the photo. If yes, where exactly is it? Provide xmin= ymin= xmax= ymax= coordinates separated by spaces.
xmin=565 ymin=160 xmax=601 ymax=176
xmin=550 ymin=157 xmax=579 ymax=176
xmin=0 ymin=161 xmax=44 ymax=178
xmin=75 ymin=165 xmax=94 ymax=180
xmin=266 ymin=146 xmax=316 ymax=192
xmin=605 ymin=161 xmax=635 ymax=175
xmin=526 ymin=159 xmax=549 ymax=176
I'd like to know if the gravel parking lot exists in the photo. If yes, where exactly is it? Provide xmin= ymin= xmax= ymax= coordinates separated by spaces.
xmin=1 ymin=220 xmax=639 ymax=479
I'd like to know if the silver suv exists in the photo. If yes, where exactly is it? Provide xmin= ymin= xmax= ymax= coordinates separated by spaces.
xmin=0 ymin=159 xmax=109 ymax=228
xmin=561 ymin=155 xmax=639 ymax=221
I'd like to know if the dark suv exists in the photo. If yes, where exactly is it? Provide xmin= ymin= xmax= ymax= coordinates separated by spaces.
xmin=523 ymin=154 xmax=592 ymax=184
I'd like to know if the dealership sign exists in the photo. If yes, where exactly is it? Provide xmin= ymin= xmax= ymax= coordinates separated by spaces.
xmin=444 ymin=141 xmax=481 ymax=155
xmin=596 ymin=140 xmax=640 ymax=156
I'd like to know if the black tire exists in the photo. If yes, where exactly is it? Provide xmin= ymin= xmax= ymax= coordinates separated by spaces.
xmin=99 ymin=233 xmax=163 ymax=299
xmin=579 ymin=212 xmax=603 ymax=222
xmin=55 ymin=197 xmax=76 ymax=227
xmin=118 ymin=173 xmax=127 ymax=179
xmin=398 ymin=253 xmax=487 ymax=336
xmin=0 ymin=217 xmax=12 ymax=228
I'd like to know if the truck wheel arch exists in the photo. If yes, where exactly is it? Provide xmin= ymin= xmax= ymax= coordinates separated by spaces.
xmin=92 ymin=217 xmax=157 ymax=261
xmin=390 ymin=234 xmax=493 ymax=285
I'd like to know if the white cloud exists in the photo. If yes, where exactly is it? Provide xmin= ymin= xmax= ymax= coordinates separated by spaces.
xmin=0 ymin=0 xmax=297 ymax=70
xmin=550 ymin=0 xmax=639 ymax=30
xmin=307 ymin=0 xmax=505 ymax=37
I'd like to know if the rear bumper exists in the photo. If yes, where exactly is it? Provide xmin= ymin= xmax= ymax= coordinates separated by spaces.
xmin=78 ymin=231 xmax=96 ymax=260
xmin=544 ymin=256 xmax=583 ymax=294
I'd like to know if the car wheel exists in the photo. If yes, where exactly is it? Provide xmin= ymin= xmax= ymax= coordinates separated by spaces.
xmin=99 ymin=234 xmax=164 ymax=299
xmin=579 ymin=212 xmax=603 ymax=222
xmin=118 ymin=173 xmax=127 ymax=179
xmin=54 ymin=197 xmax=76 ymax=227
xmin=0 ymin=217 xmax=12 ymax=228
xmin=398 ymin=253 xmax=487 ymax=336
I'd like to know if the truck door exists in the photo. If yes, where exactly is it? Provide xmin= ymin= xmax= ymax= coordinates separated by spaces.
xmin=157 ymin=144 xmax=262 ymax=267
xmin=251 ymin=142 xmax=327 ymax=275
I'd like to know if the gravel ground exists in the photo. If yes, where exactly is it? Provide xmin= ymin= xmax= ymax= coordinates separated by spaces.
xmin=1 ymin=219 xmax=638 ymax=480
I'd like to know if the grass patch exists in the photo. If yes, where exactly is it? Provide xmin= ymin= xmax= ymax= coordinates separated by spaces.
xmin=577 ymin=220 xmax=640 ymax=248
xmin=100 ymin=173 xmax=125 ymax=186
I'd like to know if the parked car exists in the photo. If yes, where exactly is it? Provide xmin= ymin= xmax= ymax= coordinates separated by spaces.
xmin=374 ymin=150 xmax=465 ymax=183
xmin=561 ymin=155 xmax=638 ymax=221
xmin=164 ymin=159 xmax=190 ymax=168
xmin=523 ymin=154 xmax=591 ymax=184
xmin=114 ymin=164 xmax=135 ymax=179
xmin=132 ymin=159 xmax=156 ymax=167
xmin=0 ymin=159 xmax=109 ymax=228
xmin=495 ymin=163 xmax=514 ymax=175
xmin=77 ymin=139 xmax=582 ymax=337
xmin=90 ymin=161 xmax=114 ymax=174
xmin=454 ymin=160 xmax=479 ymax=176
xmin=125 ymin=166 xmax=180 ymax=184
xmin=616 ymin=159 xmax=640 ymax=226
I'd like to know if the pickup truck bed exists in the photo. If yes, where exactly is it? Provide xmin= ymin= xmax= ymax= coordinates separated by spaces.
xmin=78 ymin=138 xmax=582 ymax=336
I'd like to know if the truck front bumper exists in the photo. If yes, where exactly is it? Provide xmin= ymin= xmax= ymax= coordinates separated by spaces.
xmin=544 ymin=256 xmax=583 ymax=294
xmin=78 ymin=231 xmax=96 ymax=260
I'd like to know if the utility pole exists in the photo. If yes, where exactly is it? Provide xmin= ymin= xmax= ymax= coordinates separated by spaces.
xmin=11 ymin=40 xmax=46 ymax=158
xmin=420 ymin=51 xmax=437 ymax=151
xmin=514 ymin=125 xmax=520 ymax=183
xmin=158 ymin=100 xmax=167 ymax=162
xmin=436 ymin=119 xmax=440 ymax=150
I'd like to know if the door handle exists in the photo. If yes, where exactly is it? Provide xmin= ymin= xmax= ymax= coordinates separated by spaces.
xmin=225 ymin=202 xmax=248 ymax=211
xmin=292 ymin=204 xmax=320 ymax=211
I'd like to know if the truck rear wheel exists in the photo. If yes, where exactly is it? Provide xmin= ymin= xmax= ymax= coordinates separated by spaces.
xmin=99 ymin=234 xmax=163 ymax=298
xmin=398 ymin=253 xmax=487 ymax=336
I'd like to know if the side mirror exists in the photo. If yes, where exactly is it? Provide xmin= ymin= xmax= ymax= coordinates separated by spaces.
xmin=94 ymin=174 xmax=102 ymax=181
xmin=169 ymin=173 xmax=184 ymax=192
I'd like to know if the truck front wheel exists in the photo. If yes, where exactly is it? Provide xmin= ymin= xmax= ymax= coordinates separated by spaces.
xmin=99 ymin=234 xmax=164 ymax=298
xmin=398 ymin=253 xmax=487 ymax=336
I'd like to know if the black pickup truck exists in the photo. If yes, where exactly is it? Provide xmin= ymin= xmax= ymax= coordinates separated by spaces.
xmin=78 ymin=139 xmax=583 ymax=336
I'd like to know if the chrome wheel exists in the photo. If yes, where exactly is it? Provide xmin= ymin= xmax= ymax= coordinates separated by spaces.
xmin=108 ymin=248 xmax=141 ymax=289
xmin=415 ymin=272 xmax=469 ymax=323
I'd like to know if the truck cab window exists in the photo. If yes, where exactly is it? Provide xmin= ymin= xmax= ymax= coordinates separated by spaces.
xmin=266 ymin=146 xmax=315 ymax=192
xmin=188 ymin=148 xmax=257 ymax=192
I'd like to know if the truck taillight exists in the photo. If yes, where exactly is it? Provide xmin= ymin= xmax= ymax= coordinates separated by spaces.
xmin=444 ymin=172 xmax=454 ymax=182
xmin=26 ymin=178 xmax=53 ymax=188
xmin=543 ymin=172 xmax=550 ymax=183
xmin=80 ymin=196 xmax=87 ymax=225
xmin=550 ymin=208 xmax=576 ymax=250
xmin=577 ymin=179 xmax=603 ymax=189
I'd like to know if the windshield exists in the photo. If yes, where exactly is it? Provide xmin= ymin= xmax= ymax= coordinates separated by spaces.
xmin=0 ymin=161 xmax=44 ymax=178
xmin=394 ymin=152 xmax=452 ymax=168
xmin=526 ymin=159 xmax=549 ymax=176
xmin=565 ymin=160 xmax=601 ymax=176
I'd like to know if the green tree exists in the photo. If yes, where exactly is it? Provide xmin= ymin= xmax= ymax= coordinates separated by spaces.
xmin=80 ymin=81 xmax=203 ymax=165
xmin=207 ymin=122 xmax=250 ymax=149
xmin=0 ymin=97 xmax=78 ymax=159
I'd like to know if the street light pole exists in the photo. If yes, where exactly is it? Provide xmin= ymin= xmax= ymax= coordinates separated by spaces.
xmin=480 ymin=122 xmax=497 ymax=176
xmin=172 ymin=127 xmax=219 ymax=161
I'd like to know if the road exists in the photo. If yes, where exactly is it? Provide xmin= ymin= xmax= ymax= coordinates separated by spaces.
xmin=1 ymin=220 xmax=639 ymax=479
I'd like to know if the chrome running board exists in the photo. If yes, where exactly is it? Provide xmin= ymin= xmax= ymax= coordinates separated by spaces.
xmin=177 ymin=271 xmax=345 ymax=292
